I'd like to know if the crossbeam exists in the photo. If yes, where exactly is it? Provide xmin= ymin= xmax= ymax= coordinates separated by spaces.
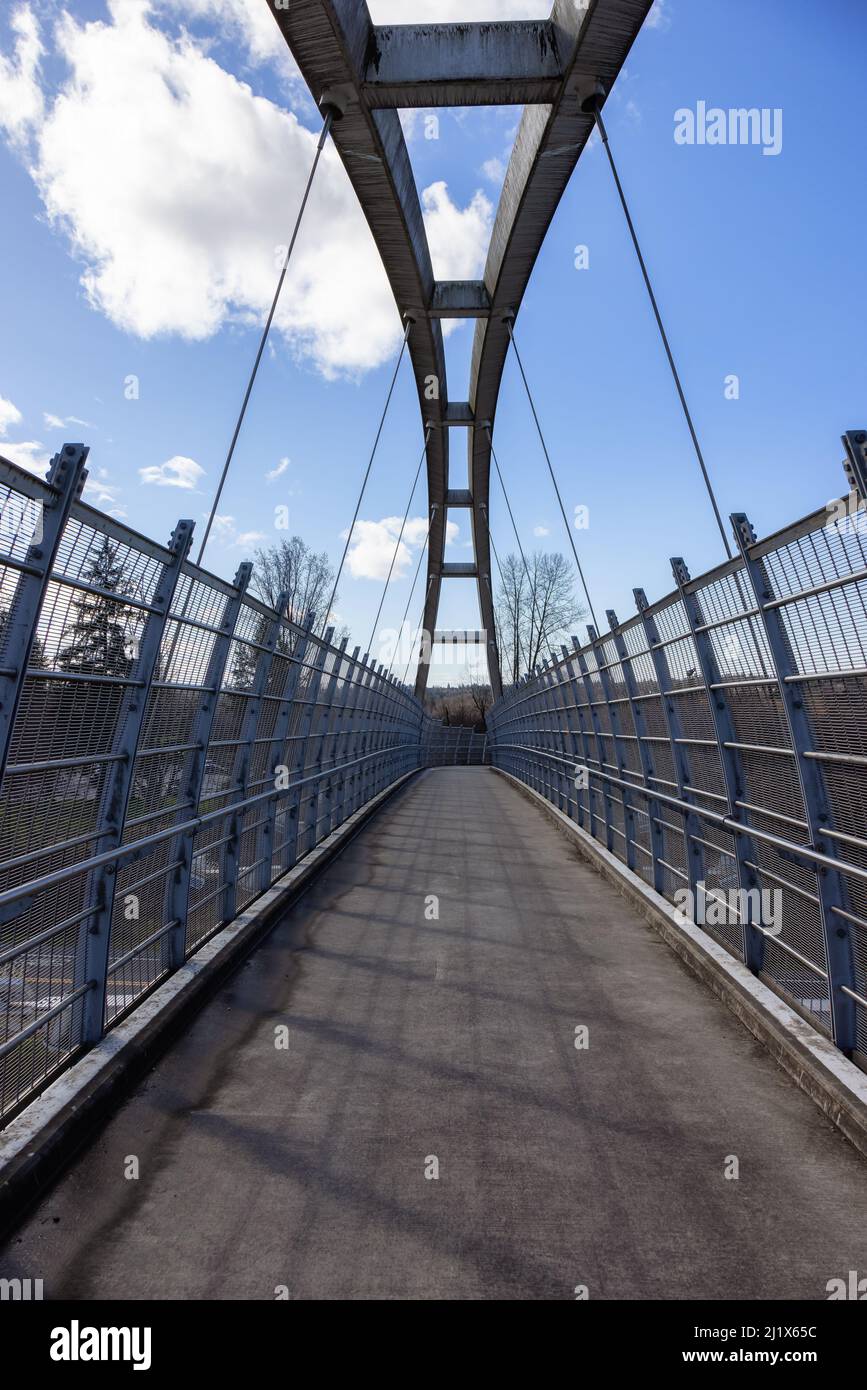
xmin=434 ymin=630 xmax=488 ymax=645
xmin=429 ymin=282 xmax=491 ymax=319
xmin=364 ymin=22 xmax=563 ymax=108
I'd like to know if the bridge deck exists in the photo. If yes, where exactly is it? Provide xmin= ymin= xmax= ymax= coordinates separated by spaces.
xmin=2 ymin=768 xmax=865 ymax=1300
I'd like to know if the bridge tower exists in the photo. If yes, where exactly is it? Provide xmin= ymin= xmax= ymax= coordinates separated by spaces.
xmin=269 ymin=0 xmax=653 ymax=699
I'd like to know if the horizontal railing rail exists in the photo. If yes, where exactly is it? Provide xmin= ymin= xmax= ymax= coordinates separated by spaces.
xmin=0 ymin=446 xmax=429 ymax=1124
xmin=487 ymin=429 xmax=867 ymax=1069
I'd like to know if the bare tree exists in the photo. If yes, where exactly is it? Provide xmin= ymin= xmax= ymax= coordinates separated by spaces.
xmin=494 ymin=550 xmax=584 ymax=686
xmin=252 ymin=536 xmax=337 ymax=629
xmin=467 ymin=673 xmax=492 ymax=726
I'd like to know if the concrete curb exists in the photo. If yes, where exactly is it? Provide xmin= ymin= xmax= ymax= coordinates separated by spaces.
xmin=0 ymin=768 xmax=425 ymax=1238
xmin=492 ymin=766 xmax=867 ymax=1160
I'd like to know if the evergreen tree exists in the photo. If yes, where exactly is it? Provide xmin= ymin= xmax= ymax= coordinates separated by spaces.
xmin=58 ymin=536 xmax=134 ymax=677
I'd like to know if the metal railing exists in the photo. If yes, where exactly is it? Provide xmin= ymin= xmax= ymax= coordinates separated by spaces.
xmin=424 ymin=726 xmax=488 ymax=766
xmin=487 ymin=431 xmax=867 ymax=1069
xmin=0 ymin=447 xmax=427 ymax=1124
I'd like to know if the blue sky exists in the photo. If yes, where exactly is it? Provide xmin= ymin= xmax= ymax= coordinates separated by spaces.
xmin=1 ymin=0 xmax=865 ymax=685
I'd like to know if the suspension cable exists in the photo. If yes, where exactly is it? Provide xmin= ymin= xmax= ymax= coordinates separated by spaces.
xmin=323 ymin=316 xmax=413 ymax=635
xmin=198 ymin=108 xmax=336 ymax=567
xmin=388 ymin=504 xmax=437 ymax=684
xmin=502 ymin=319 xmax=601 ymax=633
xmin=590 ymin=101 xmax=732 ymax=559
xmin=158 ymin=108 xmax=337 ymax=686
xmin=400 ymin=579 xmax=431 ymax=687
xmin=485 ymin=425 xmax=550 ymax=670
xmin=486 ymin=521 xmax=516 ymax=682
xmin=366 ymin=426 xmax=430 ymax=657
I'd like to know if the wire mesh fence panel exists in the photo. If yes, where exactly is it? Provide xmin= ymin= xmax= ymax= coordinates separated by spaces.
xmin=0 ymin=453 xmax=427 ymax=1125
xmin=423 ymin=726 xmax=488 ymax=766
xmin=487 ymin=447 xmax=867 ymax=1071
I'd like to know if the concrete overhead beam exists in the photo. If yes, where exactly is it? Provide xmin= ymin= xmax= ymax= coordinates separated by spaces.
xmin=440 ymin=563 xmax=479 ymax=578
xmin=430 ymin=281 xmax=491 ymax=319
xmin=433 ymin=631 xmax=488 ymax=645
xmin=364 ymin=21 xmax=563 ymax=108
xmin=444 ymin=403 xmax=474 ymax=427
xmin=445 ymin=489 xmax=473 ymax=507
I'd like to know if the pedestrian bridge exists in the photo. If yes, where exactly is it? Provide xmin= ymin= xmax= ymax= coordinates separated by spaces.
xmin=1 ymin=0 xmax=866 ymax=1299
xmin=2 ymin=767 xmax=866 ymax=1300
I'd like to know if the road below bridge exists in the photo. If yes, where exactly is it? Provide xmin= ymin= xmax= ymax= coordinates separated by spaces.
xmin=2 ymin=768 xmax=865 ymax=1299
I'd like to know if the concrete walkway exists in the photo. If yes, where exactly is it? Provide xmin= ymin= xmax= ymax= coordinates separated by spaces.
xmin=2 ymin=768 xmax=866 ymax=1300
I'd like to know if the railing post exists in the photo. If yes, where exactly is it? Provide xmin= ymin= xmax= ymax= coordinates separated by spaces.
xmin=560 ymin=644 xmax=592 ymax=829
xmin=574 ymin=640 xmax=614 ymax=855
xmin=330 ymin=645 xmax=360 ymax=832
xmin=539 ymin=662 xmax=561 ymax=809
xmin=672 ymin=557 xmax=766 ymax=973
xmin=221 ymin=591 xmax=290 ymax=925
xmin=731 ymin=515 xmax=857 ymax=1050
xmin=0 ymin=444 xmax=88 ymax=783
xmin=286 ymin=630 xmax=332 ymax=869
xmin=256 ymin=613 xmax=314 ymax=894
xmin=346 ymin=652 xmax=373 ymax=818
xmin=164 ymin=562 xmax=252 ymax=970
xmin=606 ymin=610 xmax=666 ymax=894
xmin=589 ymin=624 xmax=637 ymax=871
xmin=370 ymin=665 xmax=389 ymax=796
xmin=349 ymin=654 xmax=374 ymax=813
xmin=307 ymin=638 xmax=346 ymax=850
xmin=78 ymin=518 xmax=194 ymax=1044
xmin=633 ymin=588 xmax=705 ymax=906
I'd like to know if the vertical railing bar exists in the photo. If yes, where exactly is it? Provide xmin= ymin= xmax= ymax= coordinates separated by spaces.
xmin=163 ymin=562 xmax=252 ymax=969
xmin=78 ymin=517 xmax=194 ymax=1043
xmin=673 ymin=557 xmax=766 ymax=972
xmin=256 ymin=613 xmax=315 ymax=895
xmin=606 ymin=609 xmax=666 ymax=894
xmin=0 ymin=445 xmax=89 ymax=783
xmin=574 ymin=639 xmax=614 ymax=854
xmin=286 ymin=631 xmax=332 ymax=869
xmin=589 ymin=625 xmax=636 ymax=872
xmin=633 ymin=588 xmax=705 ymax=905
xmin=560 ymin=644 xmax=591 ymax=829
xmin=732 ymin=513 xmax=857 ymax=1049
xmin=221 ymin=589 xmax=290 ymax=925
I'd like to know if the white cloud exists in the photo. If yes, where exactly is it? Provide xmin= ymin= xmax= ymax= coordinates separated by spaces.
xmin=266 ymin=456 xmax=290 ymax=482
xmin=0 ymin=3 xmax=397 ymax=378
xmin=154 ymin=0 xmax=299 ymax=81
xmin=83 ymin=465 xmax=121 ymax=508
xmin=206 ymin=513 xmax=267 ymax=548
xmin=43 ymin=410 xmax=94 ymax=430
xmin=481 ymin=156 xmax=506 ymax=186
xmin=645 ymin=0 xmax=672 ymax=31
xmin=1 ymin=440 xmax=50 ymax=475
xmin=139 ymin=455 xmax=204 ymax=489
xmin=422 ymin=181 xmax=493 ymax=280
xmin=0 ymin=4 xmax=496 ymax=380
xmin=0 ymin=395 xmax=23 ymax=436
xmin=209 ymin=514 xmax=236 ymax=542
xmin=533 ymin=524 xmax=550 ymax=537
xmin=344 ymin=515 xmax=458 ymax=581
xmin=0 ymin=5 xmax=44 ymax=147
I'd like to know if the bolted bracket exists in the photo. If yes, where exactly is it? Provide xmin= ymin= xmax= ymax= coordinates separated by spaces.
xmin=730 ymin=512 xmax=757 ymax=550
xmin=574 ymin=76 xmax=607 ymax=116
xmin=842 ymin=430 xmax=867 ymax=502
xmin=670 ymin=556 xmax=691 ymax=587
xmin=319 ymin=86 xmax=350 ymax=121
